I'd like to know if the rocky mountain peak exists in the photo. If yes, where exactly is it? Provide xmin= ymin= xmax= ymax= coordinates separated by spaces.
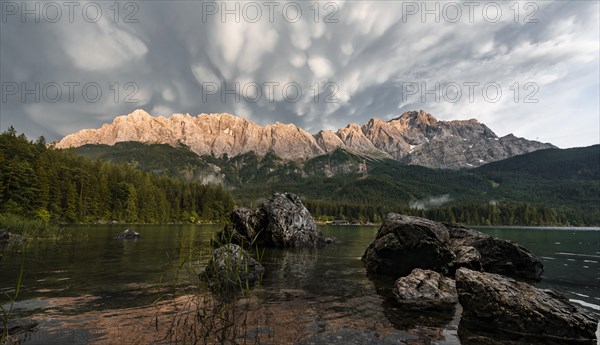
xmin=392 ymin=110 xmax=438 ymax=126
xmin=56 ymin=109 xmax=555 ymax=169
xmin=128 ymin=109 xmax=152 ymax=118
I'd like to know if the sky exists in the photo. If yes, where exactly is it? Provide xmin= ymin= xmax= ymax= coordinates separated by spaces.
xmin=0 ymin=0 xmax=598 ymax=148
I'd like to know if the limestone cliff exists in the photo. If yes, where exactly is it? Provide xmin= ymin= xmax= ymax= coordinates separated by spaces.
xmin=56 ymin=109 xmax=555 ymax=168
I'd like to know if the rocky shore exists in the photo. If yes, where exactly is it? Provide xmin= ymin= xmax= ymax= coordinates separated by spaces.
xmin=362 ymin=213 xmax=598 ymax=344
xmin=206 ymin=196 xmax=597 ymax=344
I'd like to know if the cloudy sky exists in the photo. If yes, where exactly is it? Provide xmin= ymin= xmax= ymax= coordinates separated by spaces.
xmin=1 ymin=0 xmax=598 ymax=148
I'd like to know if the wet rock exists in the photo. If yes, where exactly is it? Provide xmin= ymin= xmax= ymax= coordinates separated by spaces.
xmin=361 ymin=214 xmax=455 ymax=277
xmin=393 ymin=268 xmax=457 ymax=310
xmin=115 ymin=229 xmax=140 ymax=239
xmin=448 ymin=224 xmax=543 ymax=280
xmin=456 ymin=268 xmax=598 ymax=344
xmin=203 ymin=244 xmax=264 ymax=288
xmin=217 ymin=193 xmax=333 ymax=248
xmin=261 ymin=192 xmax=323 ymax=247
xmin=214 ymin=207 xmax=267 ymax=246
xmin=362 ymin=215 xmax=543 ymax=282
xmin=0 ymin=318 xmax=38 ymax=335
xmin=448 ymin=245 xmax=481 ymax=275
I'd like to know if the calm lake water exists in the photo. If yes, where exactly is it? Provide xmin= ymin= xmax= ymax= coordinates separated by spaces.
xmin=1 ymin=225 xmax=598 ymax=344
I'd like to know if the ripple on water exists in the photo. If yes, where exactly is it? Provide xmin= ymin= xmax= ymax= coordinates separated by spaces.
xmin=556 ymin=252 xmax=600 ymax=259
xmin=569 ymin=299 xmax=600 ymax=311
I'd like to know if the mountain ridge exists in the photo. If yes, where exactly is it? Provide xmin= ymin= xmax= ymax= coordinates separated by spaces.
xmin=56 ymin=109 xmax=555 ymax=169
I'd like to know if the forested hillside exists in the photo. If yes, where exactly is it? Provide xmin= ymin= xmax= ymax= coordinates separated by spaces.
xmin=476 ymin=145 xmax=599 ymax=180
xmin=70 ymin=142 xmax=600 ymax=226
xmin=0 ymin=128 xmax=234 ymax=223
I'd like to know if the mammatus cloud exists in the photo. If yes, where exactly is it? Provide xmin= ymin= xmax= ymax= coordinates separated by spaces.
xmin=0 ymin=1 xmax=598 ymax=148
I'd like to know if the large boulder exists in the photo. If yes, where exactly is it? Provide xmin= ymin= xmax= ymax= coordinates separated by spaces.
xmin=456 ymin=268 xmax=598 ymax=343
xmin=261 ymin=192 xmax=322 ymax=247
xmin=217 ymin=193 xmax=332 ymax=248
xmin=202 ymin=244 xmax=265 ymax=288
xmin=393 ymin=268 xmax=457 ymax=311
xmin=447 ymin=224 xmax=543 ymax=281
xmin=361 ymin=214 xmax=543 ymax=281
xmin=362 ymin=214 xmax=456 ymax=277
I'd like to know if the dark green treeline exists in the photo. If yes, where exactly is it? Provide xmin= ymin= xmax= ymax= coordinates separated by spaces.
xmin=0 ymin=128 xmax=234 ymax=223
xmin=305 ymin=200 xmax=577 ymax=226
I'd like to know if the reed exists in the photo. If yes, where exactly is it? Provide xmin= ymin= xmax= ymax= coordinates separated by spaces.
xmin=153 ymin=230 xmax=266 ymax=344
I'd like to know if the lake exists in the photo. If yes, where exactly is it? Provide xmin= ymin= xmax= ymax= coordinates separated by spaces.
xmin=1 ymin=225 xmax=598 ymax=344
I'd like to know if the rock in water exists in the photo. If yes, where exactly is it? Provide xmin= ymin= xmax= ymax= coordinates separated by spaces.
xmin=393 ymin=268 xmax=457 ymax=310
xmin=361 ymin=214 xmax=543 ymax=281
xmin=0 ymin=318 xmax=38 ymax=335
xmin=203 ymin=244 xmax=264 ymax=288
xmin=115 ymin=229 xmax=141 ymax=239
xmin=261 ymin=193 xmax=322 ymax=247
xmin=456 ymin=268 xmax=598 ymax=343
xmin=448 ymin=224 xmax=543 ymax=281
xmin=215 ymin=207 xmax=267 ymax=246
xmin=216 ymin=192 xmax=334 ymax=248
xmin=361 ymin=214 xmax=455 ymax=277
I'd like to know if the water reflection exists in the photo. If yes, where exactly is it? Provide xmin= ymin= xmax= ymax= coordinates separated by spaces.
xmin=1 ymin=225 xmax=598 ymax=345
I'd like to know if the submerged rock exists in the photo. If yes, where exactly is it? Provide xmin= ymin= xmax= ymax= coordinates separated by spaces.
xmin=0 ymin=318 xmax=38 ymax=335
xmin=115 ymin=229 xmax=140 ymax=239
xmin=296 ymin=329 xmax=413 ymax=345
xmin=361 ymin=214 xmax=455 ymax=277
xmin=217 ymin=193 xmax=335 ymax=248
xmin=393 ymin=268 xmax=457 ymax=311
xmin=448 ymin=224 xmax=543 ymax=281
xmin=456 ymin=268 xmax=598 ymax=343
xmin=203 ymin=244 xmax=264 ymax=288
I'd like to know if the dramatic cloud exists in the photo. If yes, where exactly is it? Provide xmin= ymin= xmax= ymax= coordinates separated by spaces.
xmin=1 ymin=0 xmax=598 ymax=148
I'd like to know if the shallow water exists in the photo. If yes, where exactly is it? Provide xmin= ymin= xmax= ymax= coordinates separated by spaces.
xmin=1 ymin=225 xmax=598 ymax=344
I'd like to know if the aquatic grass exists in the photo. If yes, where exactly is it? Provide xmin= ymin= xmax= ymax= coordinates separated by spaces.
xmin=0 ymin=243 xmax=25 ymax=344
xmin=0 ymin=213 xmax=86 ymax=241
xmin=153 ymin=230 xmax=266 ymax=344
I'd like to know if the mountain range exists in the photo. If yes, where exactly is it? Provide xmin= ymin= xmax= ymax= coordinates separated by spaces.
xmin=56 ymin=109 xmax=555 ymax=169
